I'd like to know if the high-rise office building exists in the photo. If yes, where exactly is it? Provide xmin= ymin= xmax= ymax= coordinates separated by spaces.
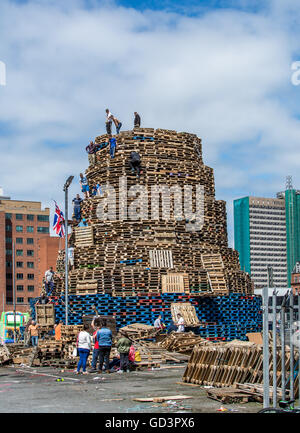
xmin=0 ymin=192 xmax=51 ymax=312
xmin=234 ymin=183 xmax=300 ymax=288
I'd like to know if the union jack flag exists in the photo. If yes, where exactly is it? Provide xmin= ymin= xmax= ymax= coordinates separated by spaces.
xmin=53 ymin=201 xmax=65 ymax=238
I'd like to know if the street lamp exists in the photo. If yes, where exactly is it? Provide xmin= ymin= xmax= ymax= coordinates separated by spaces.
xmin=63 ymin=175 xmax=74 ymax=325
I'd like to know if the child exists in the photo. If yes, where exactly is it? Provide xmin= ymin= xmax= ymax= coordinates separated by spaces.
xmin=116 ymin=331 xmax=131 ymax=373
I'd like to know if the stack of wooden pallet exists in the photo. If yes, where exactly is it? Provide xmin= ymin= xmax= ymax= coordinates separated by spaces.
xmin=36 ymin=304 xmax=55 ymax=326
xmin=57 ymin=127 xmax=252 ymax=297
xmin=10 ymin=346 xmax=35 ymax=365
xmin=0 ymin=344 xmax=11 ymax=365
xmin=119 ymin=323 xmax=161 ymax=341
xmin=182 ymin=340 xmax=299 ymax=396
xmin=36 ymin=341 xmax=64 ymax=366
xmin=158 ymin=332 xmax=209 ymax=354
xmin=60 ymin=325 xmax=83 ymax=342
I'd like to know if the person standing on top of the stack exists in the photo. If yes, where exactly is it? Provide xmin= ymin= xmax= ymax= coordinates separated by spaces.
xmin=113 ymin=115 xmax=122 ymax=135
xmin=129 ymin=151 xmax=141 ymax=177
xmin=79 ymin=173 xmax=90 ymax=199
xmin=134 ymin=112 xmax=141 ymax=128
xmin=105 ymin=108 xmax=114 ymax=135
xmin=72 ymin=193 xmax=83 ymax=222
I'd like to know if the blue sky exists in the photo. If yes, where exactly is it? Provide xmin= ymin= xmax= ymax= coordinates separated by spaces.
xmin=0 ymin=0 xmax=300 ymax=246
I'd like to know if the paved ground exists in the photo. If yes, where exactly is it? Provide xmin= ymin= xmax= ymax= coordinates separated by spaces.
xmin=0 ymin=364 xmax=262 ymax=413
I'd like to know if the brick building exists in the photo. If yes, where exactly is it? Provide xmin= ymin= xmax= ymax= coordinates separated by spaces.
xmin=0 ymin=192 xmax=53 ymax=312
xmin=37 ymin=236 xmax=62 ymax=290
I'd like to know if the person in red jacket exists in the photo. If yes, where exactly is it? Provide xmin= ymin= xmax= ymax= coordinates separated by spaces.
xmin=89 ymin=319 xmax=101 ymax=372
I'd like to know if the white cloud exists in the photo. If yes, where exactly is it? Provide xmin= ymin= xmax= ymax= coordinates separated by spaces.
xmin=0 ymin=0 xmax=300 ymax=243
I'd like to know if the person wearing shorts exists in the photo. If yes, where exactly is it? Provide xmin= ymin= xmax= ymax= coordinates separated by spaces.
xmin=79 ymin=173 xmax=90 ymax=198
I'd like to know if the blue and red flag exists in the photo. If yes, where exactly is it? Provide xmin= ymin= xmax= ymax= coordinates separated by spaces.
xmin=53 ymin=201 xmax=65 ymax=238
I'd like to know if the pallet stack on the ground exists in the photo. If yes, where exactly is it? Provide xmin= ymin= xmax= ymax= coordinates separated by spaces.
xmin=158 ymin=332 xmax=210 ymax=354
xmin=56 ymin=128 xmax=252 ymax=298
xmin=182 ymin=340 xmax=299 ymax=397
xmin=119 ymin=323 xmax=160 ymax=341
xmin=0 ymin=344 xmax=11 ymax=365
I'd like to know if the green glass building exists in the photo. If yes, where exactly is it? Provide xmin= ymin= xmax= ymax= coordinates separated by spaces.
xmin=234 ymin=189 xmax=300 ymax=288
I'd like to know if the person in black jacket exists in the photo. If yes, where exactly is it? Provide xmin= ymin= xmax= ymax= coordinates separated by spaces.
xmin=134 ymin=112 xmax=141 ymax=128
xmin=129 ymin=151 xmax=141 ymax=177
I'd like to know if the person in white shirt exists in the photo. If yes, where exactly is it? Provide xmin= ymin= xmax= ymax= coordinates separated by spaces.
xmin=44 ymin=267 xmax=55 ymax=296
xmin=68 ymin=247 xmax=74 ymax=270
xmin=76 ymin=323 xmax=92 ymax=374
xmin=176 ymin=314 xmax=185 ymax=333
xmin=154 ymin=315 xmax=163 ymax=329
xmin=105 ymin=108 xmax=114 ymax=135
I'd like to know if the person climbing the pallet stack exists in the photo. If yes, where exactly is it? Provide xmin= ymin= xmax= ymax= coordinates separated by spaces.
xmin=44 ymin=267 xmax=55 ymax=296
xmin=129 ymin=151 xmax=141 ymax=177
xmin=72 ymin=194 xmax=83 ymax=223
xmin=79 ymin=173 xmax=90 ymax=199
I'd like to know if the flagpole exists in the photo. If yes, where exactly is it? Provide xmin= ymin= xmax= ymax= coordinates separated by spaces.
xmin=65 ymin=187 xmax=68 ymax=326
xmin=63 ymin=176 xmax=74 ymax=326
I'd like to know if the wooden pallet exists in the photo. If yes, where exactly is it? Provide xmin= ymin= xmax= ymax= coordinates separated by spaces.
xmin=171 ymin=302 xmax=201 ymax=327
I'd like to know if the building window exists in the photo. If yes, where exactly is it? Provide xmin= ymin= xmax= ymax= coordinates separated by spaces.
xmin=27 ymin=226 xmax=34 ymax=233
xmin=27 ymin=286 xmax=34 ymax=292
xmin=6 ymin=225 xmax=12 ymax=232
xmin=27 ymin=238 xmax=34 ymax=245
xmin=27 ymin=297 xmax=33 ymax=303
xmin=27 ymin=262 xmax=34 ymax=269
xmin=27 ymin=250 xmax=34 ymax=257
xmin=16 ymin=261 xmax=23 ymax=268
xmin=37 ymin=215 xmax=49 ymax=222
xmin=16 ymin=226 xmax=23 ymax=232
xmin=5 ymin=213 xmax=12 ymax=219
xmin=6 ymin=249 xmax=12 ymax=255
xmin=37 ymin=227 xmax=49 ymax=233
xmin=6 ymin=237 xmax=12 ymax=243
xmin=6 ymin=273 xmax=12 ymax=279
xmin=16 ymin=237 xmax=23 ymax=244
xmin=17 ymin=285 xmax=24 ymax=291
xmin=17 ymin=297 xmax=24 ymax=304
xmin=16 ymin=214 xmax=23 ymax=220
xmin=16 ymin=273 xmax=23 ymax=279
xmin=16 ymin=250 xmax=23 ymax=256
xmin=27 ymin=215 xmax=34 ymax=221
xmin=6 ymin=261 xmax=12 ymax=268
xmin=27 ymin=274 xmax=34 ymax=280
